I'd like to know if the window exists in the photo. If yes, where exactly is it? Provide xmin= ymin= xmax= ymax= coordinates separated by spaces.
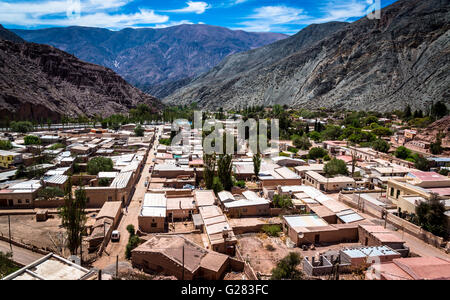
xmin=18 ymin=199 xmax=22 ymax=204
xmin=151 ymin=223 xmax=157 ymax=228
xmin=396 ymin=190 xmax=400 ymax=199
xmin=25 ymin=199 xmax=30 ymax=203
xmin=390 ymin=188 xmax=394 ymax=197
xmin=108 ymin=196 xmax=112 ymax=202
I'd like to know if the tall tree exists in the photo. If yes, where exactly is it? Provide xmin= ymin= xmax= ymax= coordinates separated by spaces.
xmin=252 ymin=154 xmax=261 ymax=180
xmin=203 ymin=153 xmax=216 ymax=189
xmin=218 ymin=154 xmax=233 ymax=191
xmin=59 ymin=182 xmax=87 ymax=255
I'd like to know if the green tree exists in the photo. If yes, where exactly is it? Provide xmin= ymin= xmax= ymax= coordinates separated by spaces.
xmin=415 ymin=195 xmax=447 ymax=237
xmin=125 ymin=235 xmax=141 ymax=260
xmin=37 ymin=187 xmax=64 ymax=201
xmin=271 ymin=252 xmax=304 ymax=280
xmin=10 ymin=121 xmax=33 ymax=133
xmin=430 ymin=134 xmax=443 ymax=155
xmin=321 ymin=125 xmax=343 ymax=141
xmin=203 ymin=153 xmax=216 ymax=189
xmin=394 ymin=146 xmax=412 ymax=160
xmin=372 ymin=127 xmax=393 ymax=137
xmin=212 ymin=176 xmax=224 ymax=194
xmin=0 ymin=251 xmax=20 ymax=278
xmin=134 ymin=125 xmax=144 ymax=137
xmin=324 ymin=159 xmax=349 ymax=177
xmin=87 ymin=157 xmax=114 ymax=175
xmin=308 ymin=131 xmax=322 ymax=142
xmin=430 ymin=101 xmax=448 ymax=119
xmin=272 ymin=194 xmax=293 ymax=209
xmin=24 ymin=135 xmax=41 ymax=145
xmin=252 ymin=154 xmax=261 ymax=179
xmin=414 ymin=156 xmax=430 ymax=171
xmin=218 ymin=154 xmax=233 ymax=191
xmin=307 ymin=147 xmax=328 ymax=160
xmin=59 ymin=183 xmax=87 ymax=255
xmin=293 ymin=135 xmax=312 ymax=150
xmin=372 ymin=139 xmax=390 ymax=153
xmin=0 ymin=140 xmax=12 ymax=150
xmin=15 ymin=164 xmax=26 ymax=179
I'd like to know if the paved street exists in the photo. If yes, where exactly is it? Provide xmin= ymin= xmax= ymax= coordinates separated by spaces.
xmin=93 ymin=127 xmax=160 ymax=270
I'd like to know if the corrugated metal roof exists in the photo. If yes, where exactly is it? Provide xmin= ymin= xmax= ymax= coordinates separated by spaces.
xmin=284 ymin=215 xmax=328 ymax=228
xmin=44 ymin=175 xmax=68 ymax=185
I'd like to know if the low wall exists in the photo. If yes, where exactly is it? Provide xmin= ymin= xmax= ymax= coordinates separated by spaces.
xmin=235 ymin=247 xmax=258 ymax=280
xmin=386 ymin=213 xmax=445 ymax=248
xmin=0 ymin=234 xmax=49 ymax=256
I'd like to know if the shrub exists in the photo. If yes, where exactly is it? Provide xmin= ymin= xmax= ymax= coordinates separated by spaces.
xmin=0 ymin=140 xmax=12 ymax=150
xmin=262 ymin=225 xmax=282 ymax=237
xmin=272 ymin=194 xmax=293 ymax=209
xmin=126 ymin=224 xmax=135 ymax=236
xmin=125 ymin=235 xmax=141 ymax=260
xmin=234 ymin=180 xmax=246 ymax=188
xmin=324 ymin=158 xmax=349 ymax=177
xmin=265 ymin=244 xmax=276 ymax=252
xmin=87 ymin=157 xmax=113 ymax=175
xmin=24 ymin=135 xmax=41 ymax=145
xmin=271 ymin=252 xmax=304 ymax=280
xmin=307 ymin=147 xmax=328 ymax=160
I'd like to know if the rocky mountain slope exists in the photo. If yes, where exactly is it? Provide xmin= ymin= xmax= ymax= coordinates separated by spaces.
xmin=0 ymin=24 xmax=24 ymax=43
xmin=13 ymin=25 xmax=286 ymax=98
xmin=164 ymin=0 xmax=450 ymax=112
xmin=0 ymin=28 xmax=162 ymax=121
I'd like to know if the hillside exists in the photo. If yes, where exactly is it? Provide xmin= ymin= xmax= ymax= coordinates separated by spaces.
xmin=13 ymin=24 xmax=287 ymax=98
xmin=164 ymin=0 xmax=450 ymax=112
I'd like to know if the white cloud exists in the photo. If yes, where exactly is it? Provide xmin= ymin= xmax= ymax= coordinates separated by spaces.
xmin=0 ymin=0 xmax=170 ymax=28
xmin=165 ymin=1 xmax=210 ymax=14
xmin=237 ymin=6 xmax=309 ymax=32
xmin=236 ymin=0 xmax=374 ymax=33
xmin=308 ymin=0 xmax=369 ymax=23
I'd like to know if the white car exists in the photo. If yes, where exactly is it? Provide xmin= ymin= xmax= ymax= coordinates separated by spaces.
xmin=111 ymin=230 xmax=120 ymax=242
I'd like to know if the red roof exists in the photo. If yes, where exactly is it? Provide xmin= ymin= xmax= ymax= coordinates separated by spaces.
xmin=408 ymin=171 xmax=447 ymax=182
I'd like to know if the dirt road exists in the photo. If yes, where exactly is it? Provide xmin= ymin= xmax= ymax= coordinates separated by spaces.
xmin=93 ymin=127 xmax=161 ymax=269
xmin=0 ymin=240 xmax=43 ymax=266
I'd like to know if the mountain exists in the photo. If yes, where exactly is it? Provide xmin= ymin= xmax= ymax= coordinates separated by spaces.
xmin=0 ymin=24 xmax=24 ymax=43
xmin=12 ymin=24 xmax=287 ymax=98
xmin=0 ymin=27 xmax=161 ymax=122
xmin=164 ymin=0 xmax=450 ymax=112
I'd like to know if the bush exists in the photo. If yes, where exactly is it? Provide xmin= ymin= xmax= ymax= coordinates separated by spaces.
xmin=394 ymin=146 xmax=412 ymax=160
xmin=10 ymin=121 xmax=33 ymax=133
xmin=0 ymin=140 xmax=12 ymax=150
xmin=125 ymin=235 xmax=141 ymax=260
xmin=159 ymin=138 xmax=171 ymax=146
xmin=262 ymin=225 xmax=282 ymax=237
xmin=324 ymin=158 xmax=349 ymax=177
xmin=87 ymin=157 xmax=113 ymax=175
xmin=271 ymin=252 xmax=304 ymax=280
xmin=272 ymin=194 xmax=293 ymax=209
xmin=24 ymin=135 xmax=41 ymax=145
xmin=307 ymin=147 xmax=328 ymax=160
xmin=234 ymin=180 xmax=246 ymax=188
xmin=134 ymin=125 xmax=144 ymax=137
xmin=49 ymin=143 xmax=64 ymax=150
xmin=126 ymin=224 xmax=135 ymax=236
xmin=98 ymin=178 xmax=111 ymax=187
xmin=212 ymin=176 xmax=224 ymax=194
xmin=292 ymin=135 xmax=311 ymax=150
xmin=372 ymin=139 xmax=390 ymax=153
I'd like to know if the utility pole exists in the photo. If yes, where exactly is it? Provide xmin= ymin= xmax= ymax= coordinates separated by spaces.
xmin=79 ymin=233 xmax=83 ymax=266
xmin=8 ymin=215 xmax=12 ymax=253
xmin=116 ymin=255 xmax=119 ymax=278
xmin=181 ymin=244 xmax=185 ymax=280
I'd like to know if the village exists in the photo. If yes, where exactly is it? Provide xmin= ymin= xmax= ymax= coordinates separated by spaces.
xmin=0 ymin=108 xmax=449 ymax=281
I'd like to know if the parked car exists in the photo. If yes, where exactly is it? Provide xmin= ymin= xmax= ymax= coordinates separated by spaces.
xmin=111 ymin=230 xmax=120 ymax=242
xmin=342 ymin=187 xmax=355 ymax=191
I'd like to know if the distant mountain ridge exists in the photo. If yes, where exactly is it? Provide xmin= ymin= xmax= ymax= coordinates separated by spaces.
xmin=0 ymin=26 xmax=162 ymax=122
xmin=12 ymin=24 xmax=287 ymax=98
xmin=164 ymin=0 xmax=450 ymax=112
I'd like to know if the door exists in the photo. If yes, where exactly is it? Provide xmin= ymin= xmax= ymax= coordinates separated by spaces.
xmin=0 ymin=199 xmax=6 ymax=207
xmin=314 ymin=234 xmax=320 ymax=244
xmin=8 ymin=199 xmax=13 ymax=206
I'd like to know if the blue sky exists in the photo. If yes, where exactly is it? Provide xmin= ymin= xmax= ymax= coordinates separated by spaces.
xmin=1 ymin=0 xmax=398 ymax=34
